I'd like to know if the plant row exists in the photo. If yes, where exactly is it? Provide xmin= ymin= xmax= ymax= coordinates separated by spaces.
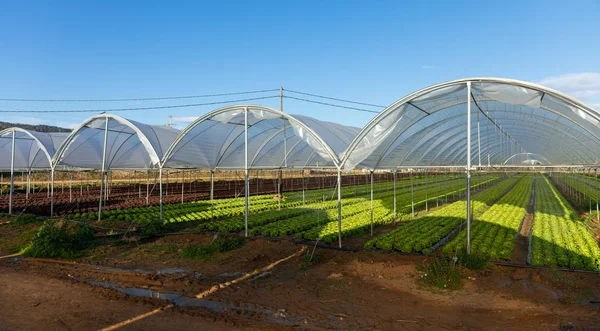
xmin=530 ymin=176 xmax=600 ymax=270
xmin=443 ymin=175 xmax=533 ymax=259
xmin=364 ymin=176 xmax=520 ymax=253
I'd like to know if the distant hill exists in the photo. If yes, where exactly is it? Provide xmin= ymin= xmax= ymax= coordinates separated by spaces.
xmin=0 ymin=121 xmax=71 ymax=133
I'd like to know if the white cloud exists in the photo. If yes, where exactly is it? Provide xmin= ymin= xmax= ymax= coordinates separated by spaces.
xmin=537 ymin=73 xmax=600 ymax=100
xmin=171 ymin=116 xmax=198 ymax=123
xmin=421 ymin=65 xmax=435 ymax=69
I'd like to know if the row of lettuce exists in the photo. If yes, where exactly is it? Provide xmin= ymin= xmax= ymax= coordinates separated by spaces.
xmin=67 ymin=173 xmax=496 ymax=227
xmin=530 ymin=176 xmax=600 ymax=270
xmin=65 ymin=169 xmax=600 ymax=270
xmin=365 ymin=174 xmax=600 ymax=271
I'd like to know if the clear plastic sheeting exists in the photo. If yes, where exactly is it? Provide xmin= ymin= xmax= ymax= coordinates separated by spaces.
xmin=343 ymin=78 xmax=600 ymax=170
xmin=162 ymin=105 xmax=359 ymax=170
xmin=54 ymin=114 xmax=180 ymax=170
xmin=0 ymin=128 xmax=68 ymax=171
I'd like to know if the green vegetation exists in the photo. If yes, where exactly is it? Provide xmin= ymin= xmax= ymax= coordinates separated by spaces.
xmin=181 ymin=237 xmax=246 ymax=259
xmin=455 ymin=249 xmax=489 ymax=270
xmin=417 ymin=257 xmax=463 ymax=290
xmin=444 ymin=176 xmax=533 ymax=259
xmin=530 ymin=176 xmax=600 ymax=270
xmin=0 ymin=213 xmax=46 ymax=226
xmin=23 ymin=221 xmax=94 ymax=259
xmin=364 ymin=176 xmax=518 ymax=253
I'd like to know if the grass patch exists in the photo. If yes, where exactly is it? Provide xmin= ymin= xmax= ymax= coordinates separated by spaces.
xmin=0 ymin=213 xmax=45 ymax=227
xmin=417 ymin=257 xmax=463 ymax=290
xmin=181 ymin=237 xmax=245 ymax=259
xmin=142 ymin=218 xmax=167 ymax=237
xmin=298 ymin=251 xmax=324 ymax=271
xmin=141 ymin=243 xmax=180 ymax=254
xmin=0 ymin=227 xmax=39 ymax=254
xmin=455 ymin=250 xmax=489 ymax=270
xmin=23 ymin=221 xmax=94 ymax=259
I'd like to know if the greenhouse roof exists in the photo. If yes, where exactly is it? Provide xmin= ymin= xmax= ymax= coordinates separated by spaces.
xmin=342 ymin=77 xmax=600 ymax=170
xmin=54 ymin=114 xmax=180 ymax=170
xmin=161 ymin=105 xmax=361 ymax=170
xmin=2 ymin=77 xmax=599 ymax=172
xmin=0 ymin=128 xmax=69 ymax=171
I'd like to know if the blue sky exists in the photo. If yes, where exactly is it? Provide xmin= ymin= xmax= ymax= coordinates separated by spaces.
xmin=0 ymin=0 xmax=599 ymax=129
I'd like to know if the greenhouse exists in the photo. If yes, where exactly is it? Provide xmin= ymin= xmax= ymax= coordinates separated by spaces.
xmin=1 ymin=77 xmax=600 ymax=271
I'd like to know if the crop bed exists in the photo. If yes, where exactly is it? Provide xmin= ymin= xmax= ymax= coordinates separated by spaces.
xmin=69 ymin=174 xmax=492 ymax=223
xmin=0 ymin=172 xmax=467 ymax=216
xmin=443 ymin=175 xmax=534 ymax=259
xmin=364 ymin=176 xmax=519 ymax=253
xmin=530 ymin=176 xmax=600 ymax=270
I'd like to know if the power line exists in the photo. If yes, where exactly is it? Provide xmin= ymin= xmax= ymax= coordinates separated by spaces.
xmin=0 ymin=95 xmax=279 ymax=113
xmin=285 ymin=89 xmax=386 ymax=108
xmin=283 ymin=95 xmax=380 ymax=114
xmin=0 ymin=89 xmax=280 ymax=102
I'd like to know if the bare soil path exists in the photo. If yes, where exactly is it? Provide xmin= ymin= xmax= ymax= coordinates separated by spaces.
xmin=512 ymin=177 xmax=536 ymax=264
xmin=1 ymin=235 xmax=599 ymax=330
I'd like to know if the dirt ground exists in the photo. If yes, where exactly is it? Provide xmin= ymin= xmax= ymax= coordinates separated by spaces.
xmin=1 ymin=234 xmax=599 ymax=330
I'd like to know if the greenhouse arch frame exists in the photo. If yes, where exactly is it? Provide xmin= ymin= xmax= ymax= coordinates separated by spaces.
xmin=342 ymin=77 xmax=600 ymax=171
xmin=0 ymin=127 xmax=69 ymax=214
xmin=340 ymin=77 xmax=600 ymax=251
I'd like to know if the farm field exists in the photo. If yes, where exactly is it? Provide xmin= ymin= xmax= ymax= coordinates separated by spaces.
xmin=70 ymin=173 xmax=499 ymax=243
xmin=1 ymin=171 xmax=600 ymax=330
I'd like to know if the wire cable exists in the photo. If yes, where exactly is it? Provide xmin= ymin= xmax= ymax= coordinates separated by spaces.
xmin=0 ymin=95 xmax=280 ymax=113
xmin=285 ymin=89 xmax=386 ymax=108
xmin=0 ymin=89 xmax=280 ymax=102
xmin=283 ymin=95 xmax=381 ymax=114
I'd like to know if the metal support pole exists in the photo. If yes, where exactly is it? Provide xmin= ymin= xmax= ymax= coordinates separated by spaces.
xmin=587 ymin=168 xmax=592 ymax=216
xmin=210 ymin=170 xmax=214 ymax=206
xmin=277 ymin=169 xmax=282 ymax=210
xmin=337 ymin=168 xmax=342 ymax=248
xmin=435 ymin=171 xmax=439 ymax=207
xmin=26 ymin=171 xmax=31 ymax=201
xmin=594 ymin=169 xmax=600 ymax=222
xmin=8 ymin=130 xmax=15 ymax=215
xmin=244 ymin=107 xmax=250 ymax=237
xmin=50 ymin=169 xmax=55 ymax=217
xmin=98 ymin=118 xmax=109 ymax=222
xmin=69 ymin=174 xmax=72 ymax=203
xmin=302 ymin=169 xmax=305 ymax=205
xmin=410 ymin=169 xmax=415 ymax=218
xmin=466 ymin=81 xmax=472 ymax=254
xmin=159 ymin=168 xmax=163 ymax=222
xmin=477 ymin=109 xmax=481 ymax=167
xmin=425 ymin=169 xmax=429 ymax=212
xmin=485 ymin=109 xmax=492 ymax=168
xmin=146 ymin=170 xmax=149 ymax=206
xmin=370 ymin=170 xmax=374 ymax=237
xmin=181 ymin=170 xmax=184 ymax=204
xmin=393 ymin=171 xmax=397 ymax=225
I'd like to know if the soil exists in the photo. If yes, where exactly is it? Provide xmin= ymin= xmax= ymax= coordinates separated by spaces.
xmin=1 ymin=234 xmax=599 ymax=330
xmin=512 ymin=177 xmax=536 ymax=264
